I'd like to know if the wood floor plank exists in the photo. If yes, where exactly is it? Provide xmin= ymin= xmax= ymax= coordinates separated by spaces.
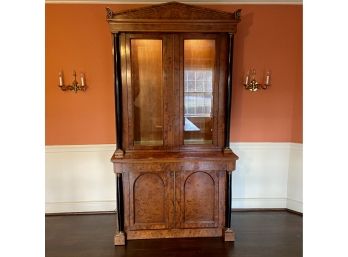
xmin=45 ymin=211 xmax=302 ymax=257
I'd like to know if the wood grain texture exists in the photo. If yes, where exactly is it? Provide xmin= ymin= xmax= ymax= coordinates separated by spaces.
xmin=107 ymin=1 xmax=240 ymax=244
xmin=128 ymin=170 xmax=172 ymax=230
xmin=107 ymin=2 xmax=241 ymax=33
xmin=110 ymin=2 xmax=236 ymax=20
xmin=118 ymin=32 xmax=232 ymax=153
xmin=127 ymin=228 xmax=223 ymax=240
xmin=184 ymin=172 xmax=215 ymax=222
xmin=134 ymin=173 xmax=165 ymax=224
xmin=179 ymin=170 xmax=220 ymax=228
xmin=112 ymin=152 xmax=236 ymax=239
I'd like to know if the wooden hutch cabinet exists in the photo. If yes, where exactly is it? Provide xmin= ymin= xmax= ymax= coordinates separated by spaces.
xmin=106 ymin=1 xmax=241 ymax=245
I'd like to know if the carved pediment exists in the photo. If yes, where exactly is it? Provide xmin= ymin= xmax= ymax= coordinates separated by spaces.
xmin=108 ymin=1 xmax=240 ymax=21
xmin=106 ymin=1 xmax=241 ymax=33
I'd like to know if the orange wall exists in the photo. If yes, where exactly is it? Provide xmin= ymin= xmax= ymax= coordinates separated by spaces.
xmin=45 ymin=3 xmax=302 ymax=145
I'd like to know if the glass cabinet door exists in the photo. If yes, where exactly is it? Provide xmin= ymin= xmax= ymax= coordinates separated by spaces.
xmin=125 ymin=34 xmax=221 ymax=150
xmin=131 ymin=39 xmax=164 ymax=146
xmin=183 ymin=39 xmax=215 ymax=145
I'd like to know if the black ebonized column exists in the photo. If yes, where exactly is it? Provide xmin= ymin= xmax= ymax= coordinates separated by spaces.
xmin=225 ymin=171 xmax=232 ymax=228
xmin=116 ymin=173 xmax=124 ymax=232
xmin=224 ymin=33 xmax=235 ymax=150
xmin=113 ymin=33 xmax=123 ymax=151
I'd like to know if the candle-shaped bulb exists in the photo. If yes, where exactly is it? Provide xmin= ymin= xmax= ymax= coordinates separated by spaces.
xmin=80 ymin=73 xmax=85 ymax=86
xmin=265 ymin=71 xmax=271 ymax=85
xmin=244 ymin=73 xmax=249 ymax=85
xmin=58 ymin=71 xmax=63 ymax=86
xmin=251 ymin=69 xmax=256 ymax=80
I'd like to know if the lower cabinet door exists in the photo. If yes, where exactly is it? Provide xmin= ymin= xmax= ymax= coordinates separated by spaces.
xmin=127 ymin=170 xmax=174 ymax=230
xmin=176 ymin=170 xmax=222 ymax=229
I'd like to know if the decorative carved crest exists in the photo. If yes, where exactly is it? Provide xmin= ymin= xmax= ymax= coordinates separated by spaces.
xmin=108 ymin=1 xmax=239 ymax=21
xmin=105 ymin=7 xmax=113 ymax=20
xmin=106 ymin=1 xmax=241 ymax=33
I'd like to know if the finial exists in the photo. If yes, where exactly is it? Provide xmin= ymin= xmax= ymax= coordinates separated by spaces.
xmin=106 ymin=7 xmax=113 ymax=19
xmin=234 ymin=9 xmax=241 ymax=20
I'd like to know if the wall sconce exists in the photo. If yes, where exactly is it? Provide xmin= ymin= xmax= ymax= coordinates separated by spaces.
xmin=243 ymin=69 xmax=271 ymax=92
xmin=58 ymin=70 xmax=87 ymax=93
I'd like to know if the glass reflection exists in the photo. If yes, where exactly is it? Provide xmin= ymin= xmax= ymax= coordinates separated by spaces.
xmin=184 ymin=39 xmax=215 ymax=145
xmin=131 ymin=39 xmax=163 ymax=146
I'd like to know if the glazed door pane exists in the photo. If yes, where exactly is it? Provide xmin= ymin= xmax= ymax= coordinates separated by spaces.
xmin=131 ymin=39 xmax=164 ymax=146
xmin=184 ymin=39 xmax=215 ymax=145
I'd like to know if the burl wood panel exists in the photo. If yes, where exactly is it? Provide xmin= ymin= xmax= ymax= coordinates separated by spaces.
xmin=178 ymin=170 xmax=220 ymax=229
xmin=115 ymin=157 xmax=233 ymax=238
xmin=128 ymin=171 xmax=173 ymax=230
xmin=184 ymin=171 xmax=215 ymax=222
xmin=134 ymin=173 xmax=165 ymax=224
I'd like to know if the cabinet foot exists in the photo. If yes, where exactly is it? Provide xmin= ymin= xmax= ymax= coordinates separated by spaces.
xmin=223 ymin=228 xmax=235 ymax=241
xmin=114 ymin=232 xmax=126 ymax=246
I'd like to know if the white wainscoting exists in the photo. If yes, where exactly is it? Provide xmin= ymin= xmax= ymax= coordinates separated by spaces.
xmin=45 ymin=143 xmax=303 ymax=213
xmin=286 ymin=143 xmax=303 ymax=212
xmin=45 ymin=145 xmax=116 ymax=213
xmin=230 ymin=143 xmax=302 ymax=212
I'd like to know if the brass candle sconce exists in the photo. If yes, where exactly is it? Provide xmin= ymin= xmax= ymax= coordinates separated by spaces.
xmin=58 ymin=70 xmax=87 ymax=93
xmin=243 ymin=69 xmax=271 ymax=92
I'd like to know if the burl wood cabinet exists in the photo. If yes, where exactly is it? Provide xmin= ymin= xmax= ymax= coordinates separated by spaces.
xmin=106 ymin=2 xmax=241 ymax=245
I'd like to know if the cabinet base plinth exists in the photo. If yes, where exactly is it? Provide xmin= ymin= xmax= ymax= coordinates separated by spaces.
xmin=114 ymin=232 xmax=126 ymax=246
xmin=127 ymin=228 xmax=222 ymax=240
xmin=224 ymin=228 xmax=235 ymax=241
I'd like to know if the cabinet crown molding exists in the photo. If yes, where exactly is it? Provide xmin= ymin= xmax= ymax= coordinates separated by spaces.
xmin=107 ymin=1 xmax=240 ymax=20
xmin=106 ymin=1 xmax=241 ymax=32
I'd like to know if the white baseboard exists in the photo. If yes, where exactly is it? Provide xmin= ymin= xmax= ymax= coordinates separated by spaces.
xmin=286 ymin=198 xmax=303 ymax=213
xmin=45 ymin=142 xmax=302 ymax=213
xmin=232 ymin=197 xmax=287 ymax=209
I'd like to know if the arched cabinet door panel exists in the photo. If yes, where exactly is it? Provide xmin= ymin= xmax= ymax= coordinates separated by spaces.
xmin=176 ymin=170 xmax=222 ymax=229
xmin=128 ymin=170 xmax=174 ymax=230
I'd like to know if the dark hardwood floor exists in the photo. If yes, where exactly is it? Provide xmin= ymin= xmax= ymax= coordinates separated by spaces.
xmin=45 ymin=211 xmax=302 ymax=257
